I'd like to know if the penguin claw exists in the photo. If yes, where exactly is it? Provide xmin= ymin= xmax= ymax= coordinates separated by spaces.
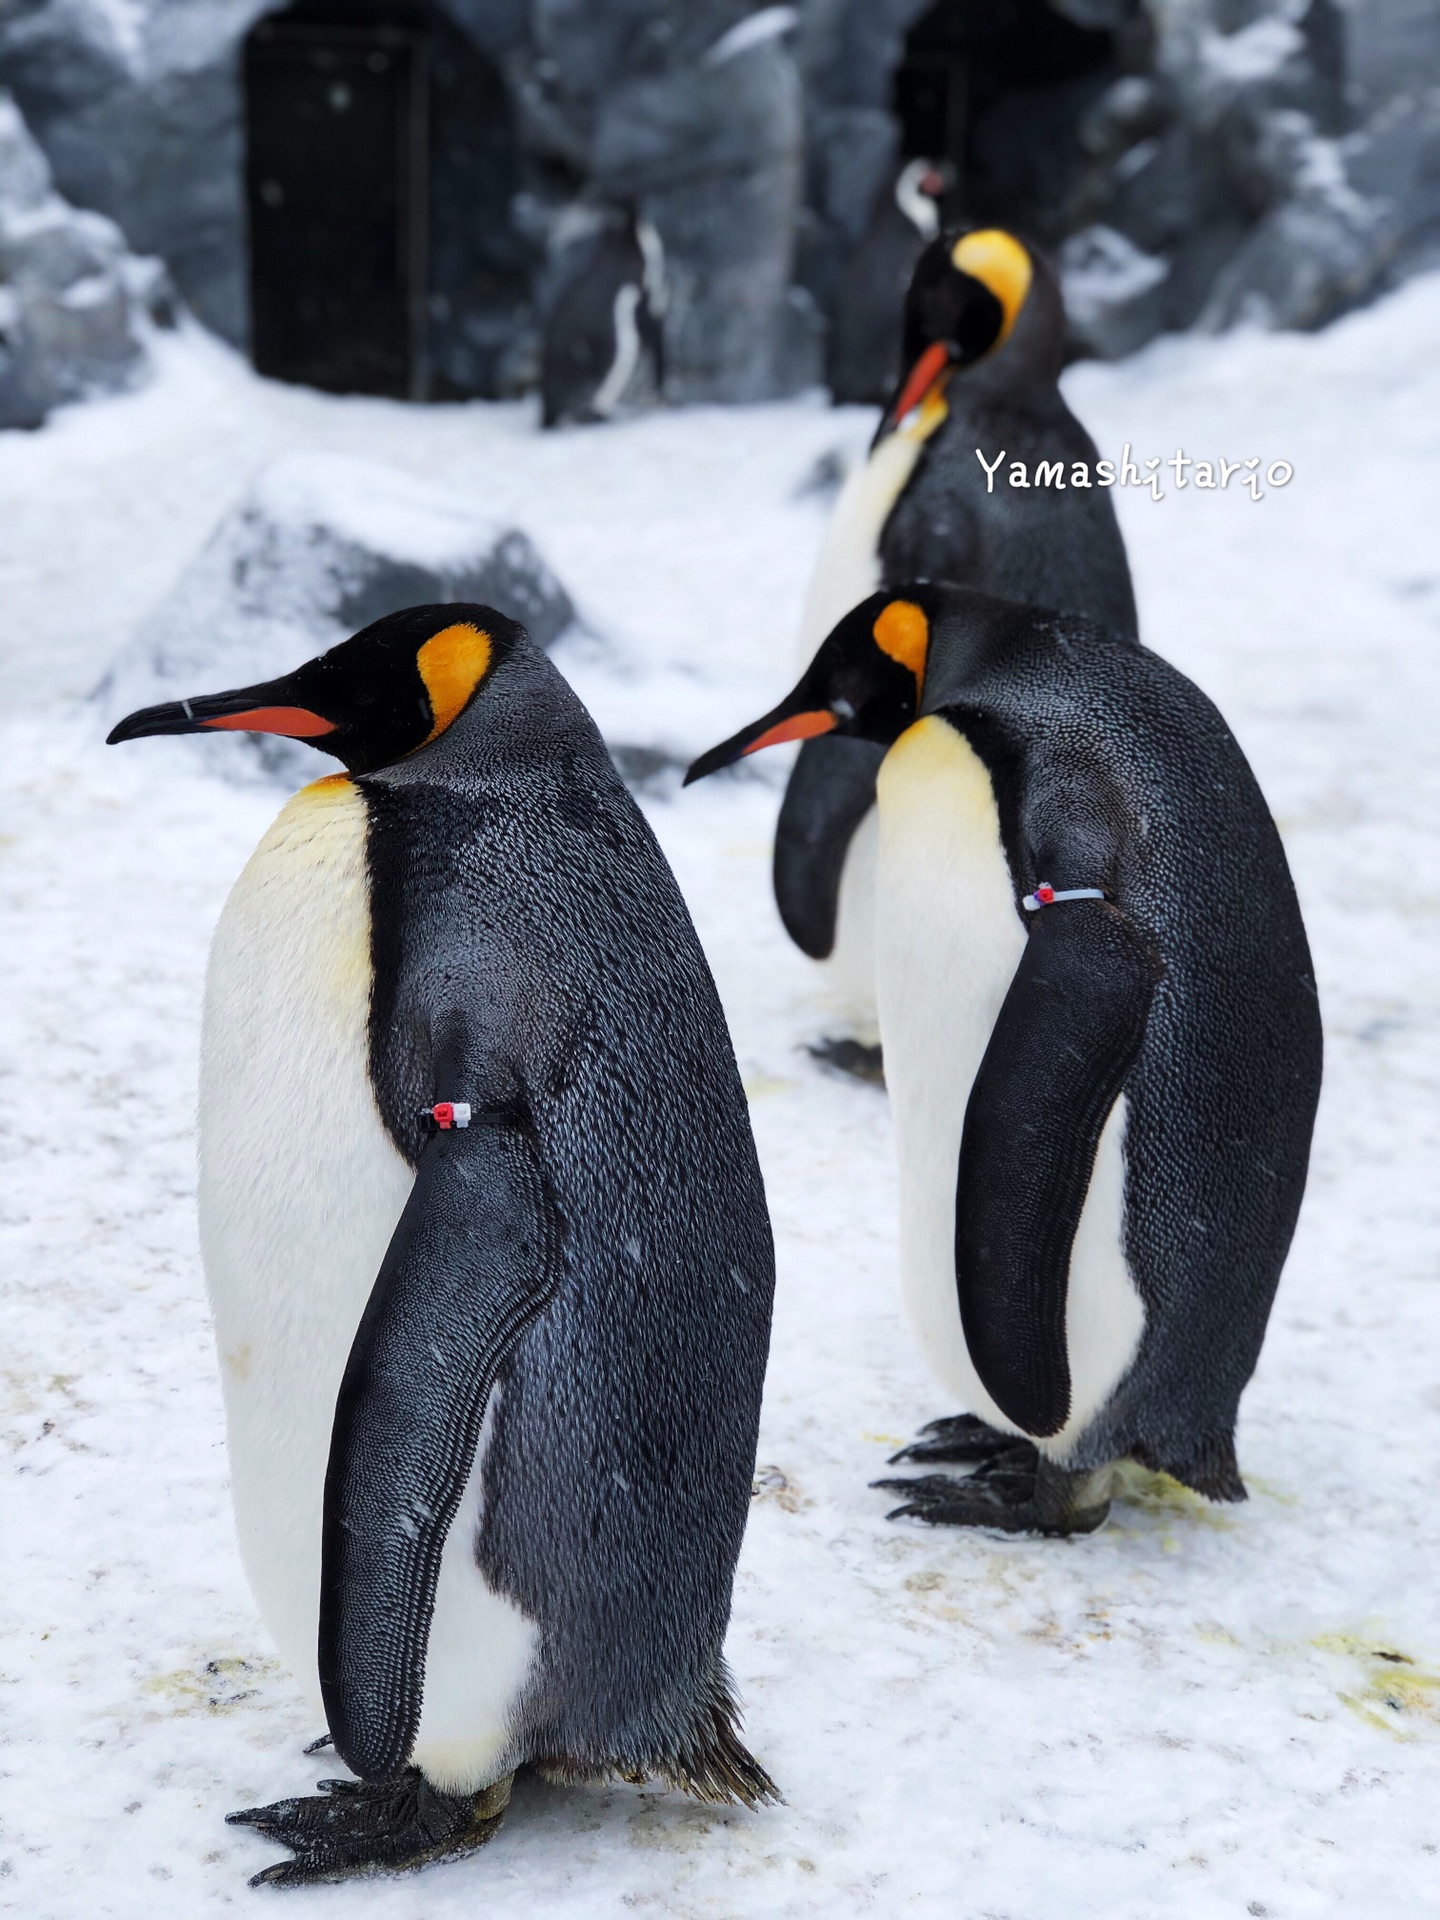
xmin=887 ymin=1412 xmax=1038 ymax=1469
xmin=872 ymin=1456 xmax=1112 ymax=1537
xmin=226 ymin=1767 xmax=512 ymax=1887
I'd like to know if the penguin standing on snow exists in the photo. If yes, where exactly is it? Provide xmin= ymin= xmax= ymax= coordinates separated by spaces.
xmin=688 ymin=585 xmax=1320 ymax=1533
xmin=108 ymin=605 xmax=776 ymax=1883
xmin=827 ymin=157 xmax=950 ymax=407
xmin=787 ymin=229 xmax=1136 ymax=1073
xmin=541 ymin=210 xmax=666 ymax=427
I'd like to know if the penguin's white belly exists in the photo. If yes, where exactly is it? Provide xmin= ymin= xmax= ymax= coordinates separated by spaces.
xmin=798 ymin=397 xmax=949 ymax=1033
xmin=198 ymin=775 xmax=535 ymax=1791
xmin=874 ymin=719 xmax=1145 ymax=1457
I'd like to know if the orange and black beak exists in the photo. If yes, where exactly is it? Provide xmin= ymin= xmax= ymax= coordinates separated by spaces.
xmin=683 ymin=687 xmax=837 ymax=787
xmin=685 ymin=595 xmax=932 ymax=786
xmin=887 ymin=338 xmax=955 ymax=430
xmin=106 ymin=679 xmax=336 ymax=747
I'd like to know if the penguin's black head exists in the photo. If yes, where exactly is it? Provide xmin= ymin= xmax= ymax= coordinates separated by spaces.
xmin=684 ymin=593 xmax=931 ymax=784
xmin=107 ymin=604 xmax=525 ymax=775
xmin=882 ymin=227 xmax=1037 ymax=432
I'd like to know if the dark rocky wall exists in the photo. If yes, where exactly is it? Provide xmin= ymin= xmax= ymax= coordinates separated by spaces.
xmin=1 ymin=0 xmax=1438 ymax=426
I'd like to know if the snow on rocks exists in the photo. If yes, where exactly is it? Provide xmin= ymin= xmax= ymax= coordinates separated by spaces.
xmin=98 ymin=448 xmax=577 ymax=785
xmin=0 ymin=90 xmax=173 ymax=431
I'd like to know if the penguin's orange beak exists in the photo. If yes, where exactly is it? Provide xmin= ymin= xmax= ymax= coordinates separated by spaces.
xmin=889 ymin=339 xmax=953 ymax=426
xmin=107 ymin=686 xmax=335 ymax=744
xmin=684 ymin=704 xmax=835 ymax=785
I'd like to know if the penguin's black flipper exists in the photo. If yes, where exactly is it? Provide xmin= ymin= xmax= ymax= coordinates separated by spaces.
xmin=320 ymin=1118 xmax=563 ymax=1782
xmin=227 ymin=1769 xmax=512 ymax=1886
xmin=956 ymin=903 xmax=1160 ymax=1439
xmin=773 ymin=736 xmax=888 ymax=959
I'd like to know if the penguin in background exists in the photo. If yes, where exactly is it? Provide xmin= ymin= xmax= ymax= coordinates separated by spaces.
xmin=541 ymin=208 xmax=666 ymax=427
xmin=827 ymin=157 xmax=951 ymax=407
xmin=107 ymin=606 xmax=776 ymax=1883
xmin=689 ymin=584 xmax=1321 ymax=1534
xmin=788 ymin=228 xmax=1137 ymax=1076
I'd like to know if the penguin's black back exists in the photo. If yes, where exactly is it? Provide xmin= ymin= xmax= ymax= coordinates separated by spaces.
xmin=925 ymin=592 xmax=1322 ymax=1493
xmin=361 ymin=639 xmax=773 ymax=1780
xmin=881 ymin=384 xmax=1139 ymax=640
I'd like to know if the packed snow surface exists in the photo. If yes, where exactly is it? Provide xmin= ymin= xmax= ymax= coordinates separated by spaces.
xmin=3 ymin=280 xmax=1438 ymax=1920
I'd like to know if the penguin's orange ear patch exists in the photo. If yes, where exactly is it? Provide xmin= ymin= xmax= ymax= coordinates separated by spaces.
xmin=417 ymin=623 xmax=493 ymax=742
xmin=873 ymin=600 xmax=930 ymax=689
xmin=950 ymin=229 xmax=1033 ymax=348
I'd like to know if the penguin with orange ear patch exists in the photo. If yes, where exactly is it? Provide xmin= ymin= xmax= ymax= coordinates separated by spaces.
xmin=691 ymin=584 xmax=1320 ymax=1536
xmin=787 ymin=229 xmax=1138 ymax=1076
xmin=108 ymin=605 xmax=776 ymax=1883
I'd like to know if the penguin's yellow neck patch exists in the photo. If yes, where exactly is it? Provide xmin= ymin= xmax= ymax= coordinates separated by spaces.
xmin=951 ymin=229 xmax=1033 ymax=349
xmin=874 ymin=599 xmax=929 ymax=691
xmin=418 ymin=623 xmax=492 ymax=743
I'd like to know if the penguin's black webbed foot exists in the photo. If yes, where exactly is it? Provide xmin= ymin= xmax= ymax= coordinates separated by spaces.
xmin=226 ymin=1767 xmax=512 ymax=1888
xmin=887 ymin=1412 xmax=1037 ymax=1470
xmin=873 ymin=1455 xmax=1113 ymax=1537
xmin=807 ymin=1037 xmax=885 ymax=1086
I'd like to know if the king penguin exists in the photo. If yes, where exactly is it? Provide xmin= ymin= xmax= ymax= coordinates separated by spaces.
xmin=788 ymin=228 xmax=1137 ymax=1074
xmin=541 ymin=209 xmax=666 ymax=427
xmin=108 ymin=605 xmax=776 ymax=1883
xmin=688 ymin=584 xmax=1321 ymax=1534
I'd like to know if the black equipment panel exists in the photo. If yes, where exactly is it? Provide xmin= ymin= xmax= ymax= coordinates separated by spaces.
xmin=246 ymin=22 xmax=427 ymax=397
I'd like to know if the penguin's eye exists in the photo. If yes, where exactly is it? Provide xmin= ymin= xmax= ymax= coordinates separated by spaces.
xmin=832 ymin=698 xmax=857 ymax=722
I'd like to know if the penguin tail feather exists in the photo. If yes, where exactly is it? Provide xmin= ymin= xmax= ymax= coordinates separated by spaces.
xmin=1132 ymin=1431 xmax=1247 ymax=1505
xmin=653 ymin=1699 xmax=782 ymax=1809
xmin=531 ymin=1673 xmax=781 ymax=1809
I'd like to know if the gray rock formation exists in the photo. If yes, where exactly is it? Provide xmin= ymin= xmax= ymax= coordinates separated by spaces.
xmin=1059 ymin=222 xmax=1169 ymax=357
xmin=3 ymin=0 xmax=1439 ymax=418
xmin=1056 ymin=0 xmax=1428 ymax=344
xmin=0 ymin=1 xmax=267 ymax=347
xmin=99 ymin=449 xmax=576 ymax=785
xmin=0 ymin=90 xmax=173 ymax=429
xmin=592 ymin=12 xmax=814 ymax=401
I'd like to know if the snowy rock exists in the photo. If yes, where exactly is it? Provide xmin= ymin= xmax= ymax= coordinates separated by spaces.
xmin=1060 ymin=222 xmax=1170 ymax=357
xmin=0 ymin=90 xmax=172 ymax=430
xmin=1197 ymin=115 xmax=1397 ymax=330
xmin=1346 ymin=85 xmax=1440 ymax=281
xmin=100 ymin=450 xmax=576 ymax=784
xmin=0 ymin=0 xmax=265 ymax=346
xmin=1198 ymin=184 xmax=1391 ymax=330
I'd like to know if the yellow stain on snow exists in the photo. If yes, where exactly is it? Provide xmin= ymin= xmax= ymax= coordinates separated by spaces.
xmin=743 ymin=1072 xmax=797 ymax=1101
xmin=141 ymin=1653 xmax=281 ymax=1717
xmin=1112 ymin=1462 xmax=1237 ymax=1530
xmin=1315 ymin=1633 xmax=1440 ymax=1739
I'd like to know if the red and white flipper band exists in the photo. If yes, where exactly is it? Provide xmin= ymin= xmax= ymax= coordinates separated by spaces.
xmin=424 ymin=1102 xmax=472 ymax=1129
xmin=1022 ymin=882 xmax=1106 ymax=913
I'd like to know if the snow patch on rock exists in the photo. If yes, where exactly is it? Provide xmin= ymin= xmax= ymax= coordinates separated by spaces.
xmin=99 ymin=449 xmax=577 ymax=785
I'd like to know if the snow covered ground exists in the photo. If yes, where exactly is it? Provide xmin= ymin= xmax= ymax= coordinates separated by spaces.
xmin=3 ymin=279 xmax=1439 ymax=1919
